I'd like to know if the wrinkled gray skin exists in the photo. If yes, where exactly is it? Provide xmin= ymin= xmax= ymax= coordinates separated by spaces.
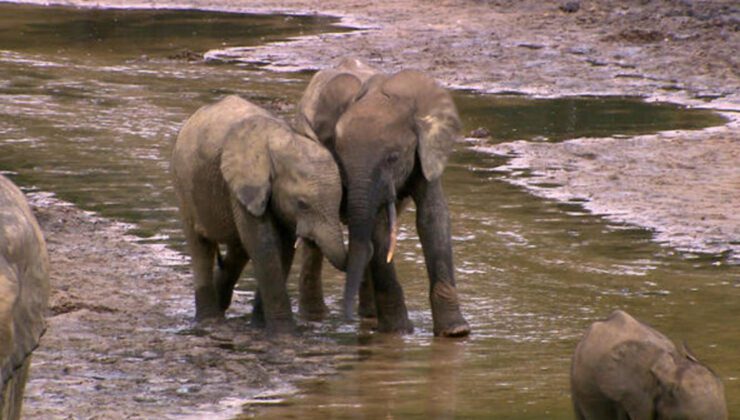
xmin=172 ymin=96 xmax=346 ymax=334
xmin=571 ymin=310 xmax=728 ymax=420
xmin=0 ymin=175 xmax=50 ymax=420
xmin=295 ymin=58 xmax=470 ymax=337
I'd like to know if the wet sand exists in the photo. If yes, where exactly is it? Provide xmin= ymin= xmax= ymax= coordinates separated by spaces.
xmin=11 ymin=0 xmax=740 ymax=418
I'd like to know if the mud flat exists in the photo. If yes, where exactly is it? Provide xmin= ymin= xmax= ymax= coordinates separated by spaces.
xmin=22 ymin=193 xmax=351 ymax=419
xmin=477 ymin=114 xmax=740 ymax=263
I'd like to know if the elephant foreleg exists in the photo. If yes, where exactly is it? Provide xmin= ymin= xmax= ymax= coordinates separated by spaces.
xmin=369 ymin=206 xmax=413 ymax=334
xmin=233 ymin=205 xmax=295 ymax=334
xmin=214 ymin=242 xmax=249 ymax=312
xmin=412 ymin=178 xmax=470 ymax=337
xmin=358 ymin=271 xmax=377 ymax=320
xmin=298 ymin=241 xmax=328 ymax=321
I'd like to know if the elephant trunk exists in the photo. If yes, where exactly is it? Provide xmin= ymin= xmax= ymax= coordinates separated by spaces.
xmin=313 ymin=222 xmax=347 ymax=272
xmin=342 ymin=184 xmax=376 ymax=320
xmin=342 ymin=177 xmax=398 ymax=320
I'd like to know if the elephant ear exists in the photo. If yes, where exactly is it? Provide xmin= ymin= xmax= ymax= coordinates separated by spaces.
xmin=220 ymin=116 xmax=283 ymax=217
xmin=382 ymin=70 xmax=462 ymax=182
xmin=296 ymin=71 xmax=362 ymax=146
xmin=651 ymin=351 xmax=680 ymax=393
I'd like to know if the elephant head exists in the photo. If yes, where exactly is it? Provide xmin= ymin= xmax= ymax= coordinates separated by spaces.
xmin=328 ymin=70 xmax=461 ymax=317
xmin=294 ymin=57 xmax=380 ymax=149
xmin=651 ymin=347 xmax=728 ymax=420
xmin=220 ymin=115 xmax=347 ymax=271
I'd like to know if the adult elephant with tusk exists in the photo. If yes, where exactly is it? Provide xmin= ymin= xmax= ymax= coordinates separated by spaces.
xmin=172 ymin=95 xmax=346 ymax=334
xmin=295 ymin=58 xmax=470 ymax=337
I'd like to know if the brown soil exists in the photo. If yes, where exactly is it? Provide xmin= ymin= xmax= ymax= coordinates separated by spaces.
xmin=15 ymin=0 xmax=739 ymax=418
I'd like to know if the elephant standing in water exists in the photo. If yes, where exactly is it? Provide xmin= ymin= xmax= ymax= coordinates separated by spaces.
xmin=571 ymin=310 xmax=727 ymax=420
xmin=295 ymin=58 xmax=470 ymax=337
xmin=1 ymin=175 xmax=50 ymax=420
xmin=172 ymin=95 xmax=346 ymax=334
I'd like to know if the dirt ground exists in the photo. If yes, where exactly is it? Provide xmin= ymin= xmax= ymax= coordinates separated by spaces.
xmin=13 ymin=0 xmax=739 ymax=418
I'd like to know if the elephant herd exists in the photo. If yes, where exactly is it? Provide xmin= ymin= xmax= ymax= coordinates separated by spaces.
xmin=0 ymin=58 xmax=728 ymax=419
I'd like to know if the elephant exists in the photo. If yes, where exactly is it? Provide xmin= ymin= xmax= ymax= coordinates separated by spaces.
xmin=171 ymin=95 xmax=346 ymax=334
xmin=0 ymin=175 xmax=50 ymax=420
xmin=294 ymin=58 xmax=470 ymax=337
xmin=570 ymin=310 xmax=727 ymax=420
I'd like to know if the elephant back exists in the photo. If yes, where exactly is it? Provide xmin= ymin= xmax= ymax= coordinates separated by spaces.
xmin=0 ymin=175 xmax=50 ymax=397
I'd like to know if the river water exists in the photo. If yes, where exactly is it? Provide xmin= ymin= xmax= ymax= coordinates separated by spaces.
xmin=0 ymin=4 xmax=737 ymax=418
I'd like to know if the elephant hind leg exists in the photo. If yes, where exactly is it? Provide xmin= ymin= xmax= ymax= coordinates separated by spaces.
xmin=214 ymin=242 xmax=249 ymax=311
xmin=183 ymin=223 xmax=221 ymax=321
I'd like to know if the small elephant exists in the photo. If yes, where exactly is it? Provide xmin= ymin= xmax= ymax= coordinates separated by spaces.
xmin=1 ymin=175 xmax=50 ymax=420
xmin=295 ymin=58 xmax=470 ymax=337
xmin=571 ymin=310 xmax=727 ymax=420
xmin=171 ymin=95 xmax=346 ymax=333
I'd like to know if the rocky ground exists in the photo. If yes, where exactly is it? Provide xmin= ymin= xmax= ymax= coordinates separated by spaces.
xmin=13 ymin=0 xmax=740 ymax=418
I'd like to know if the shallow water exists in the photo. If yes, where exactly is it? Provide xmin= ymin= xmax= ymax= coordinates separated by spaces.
xmin=0 ymin=4 xmax=737 ymax=418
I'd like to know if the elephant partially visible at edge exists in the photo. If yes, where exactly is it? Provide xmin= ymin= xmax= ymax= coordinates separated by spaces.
xmin=571 ymin=310 xmax=727 ymax=420
xmin=294 ymin=58 xmax=470 ymax=337
xmin=0 ymin=175 xmax=50 ymax=420
xmin=171 ymin=95 xmax=346 ymax=334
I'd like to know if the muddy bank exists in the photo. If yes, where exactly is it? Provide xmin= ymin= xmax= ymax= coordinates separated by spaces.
xmin=477 ymin=115 xmax=740 ymax=263
xmin=22 ymin=193 xmax=351 ymax=419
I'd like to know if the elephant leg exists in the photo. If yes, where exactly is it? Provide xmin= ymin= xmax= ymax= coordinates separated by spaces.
xmin=251 ymin=289 xmax=265 ymax=328
xmin=233 ymin=206 xmax=295 ymax=334
xmin=182 ymin=222 xmax=221 ymax=321
xmin=412 ymin=178 xmax=470 ymax=337
xmin=358 ymin=272 xmax=377 ymax=320
xmin=298 ymin=241 xmax=328 ymax=321
xmin=1 ymin=356 xmax=31 ymax=420
xmin=369 ymin=207 xmax=413 ymax=334
xmin=214 ymin=241 xmax=249 ymax=312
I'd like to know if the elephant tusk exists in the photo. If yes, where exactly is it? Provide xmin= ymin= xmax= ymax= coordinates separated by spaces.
xmin=386 ymin=201 xmax=397 ymax=263
xmin=294 ymin=236 xmax=303 ymax=249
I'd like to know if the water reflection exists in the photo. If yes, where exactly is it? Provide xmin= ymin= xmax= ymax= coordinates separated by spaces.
xmin=0 ymin=4 xmax=737 ymax=419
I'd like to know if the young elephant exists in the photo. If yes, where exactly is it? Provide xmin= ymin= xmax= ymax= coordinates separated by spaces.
xmin=571 ymin=310 xmax=727 ymax=420
xmin=171 ymin=95 xmax=346 ymax=333
xmin=1 ymin=175 xmax=50 ymax=420
xmin=294 ymin=58 xmax=470 ymax=337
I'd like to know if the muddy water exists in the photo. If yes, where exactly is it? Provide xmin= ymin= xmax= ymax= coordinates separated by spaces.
xmin=0 ymin=4 xmax=737 ymax=419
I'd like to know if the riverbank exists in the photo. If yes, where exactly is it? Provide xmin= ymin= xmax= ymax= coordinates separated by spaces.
xmin=22 ymin=193 xmax=350 ymax=418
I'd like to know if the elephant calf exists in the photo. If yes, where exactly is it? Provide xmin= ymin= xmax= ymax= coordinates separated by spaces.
xmin=571 ymin=310 xmax=727 ymax=420
xmin=171 ymin=95 xmax=346 ymax=334
xmin=1 ymin=175 xmax=50 ymax=420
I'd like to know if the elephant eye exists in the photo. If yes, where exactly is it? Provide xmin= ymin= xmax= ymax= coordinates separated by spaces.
xmin=297 ymin=199 xmax=310 ymax=211
xmin=386 ymin=152 xmax=400 ymax=164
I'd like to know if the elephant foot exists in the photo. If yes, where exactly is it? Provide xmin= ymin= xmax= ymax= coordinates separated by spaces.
xmin=434 ymin=320 xmax=470 ymax=337
xmin=298 ymin=292 xmax=329 ymax=321
xmin=195 ymin=287 xmax=225 ymax=321
xmin=376 ymin=315 xmax=414 ymax=334
xmin=265 ymin=318 xmax=296 ymax=335
xmin=431 ymin=281 xmax=471 ymax=338
xmin=298 ymin=303 xmax=328 ymax=322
